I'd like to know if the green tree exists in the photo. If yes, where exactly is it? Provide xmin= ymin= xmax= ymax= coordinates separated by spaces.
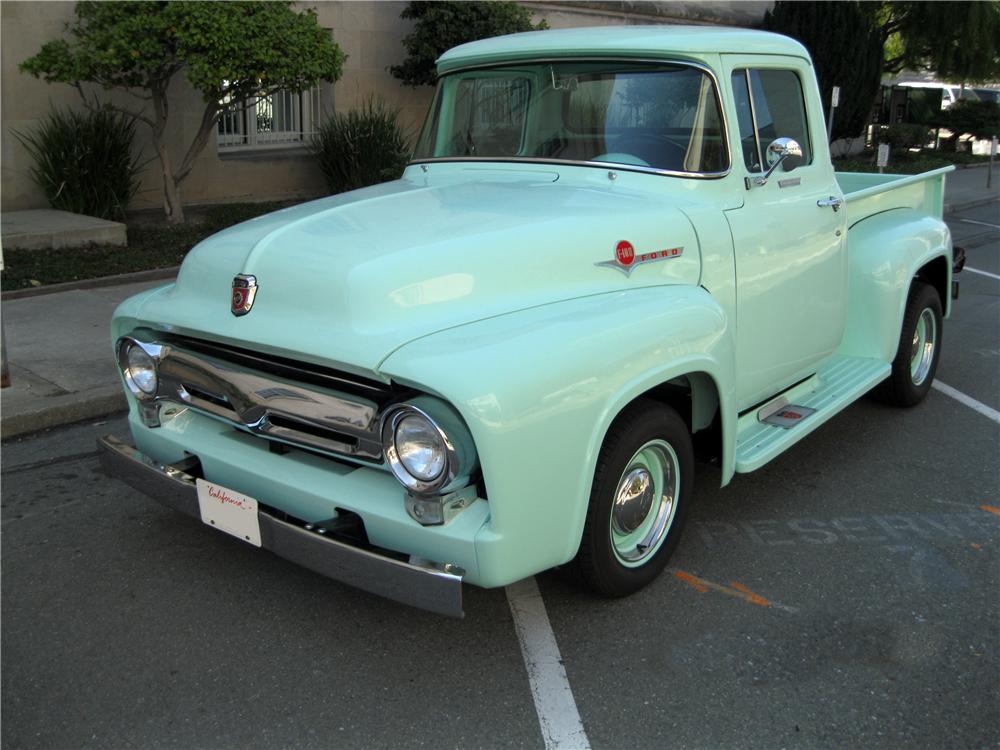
xmin=763 ymin=1 xmax=884 ymax=141
xmin=391 ymin=1 xmax=547 ymax=88
xmin=883 ymin=1 xmax=1000 ymax=83
xmin=21 ymin=1 xmax=345 ymax=223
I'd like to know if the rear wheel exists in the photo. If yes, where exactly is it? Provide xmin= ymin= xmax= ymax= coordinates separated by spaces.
xmin=573 ymin=400 xmax=693 ymax=597
xmin=877 ymin=281 xmax=943 ymax=406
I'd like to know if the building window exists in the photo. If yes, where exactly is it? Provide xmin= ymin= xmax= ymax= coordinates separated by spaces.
xmin=217 ymin=87 xmax=320 ymax=151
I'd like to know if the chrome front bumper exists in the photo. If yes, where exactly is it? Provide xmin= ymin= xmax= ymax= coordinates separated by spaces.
xmin=97 ymin=435 xmax=465 ymax=618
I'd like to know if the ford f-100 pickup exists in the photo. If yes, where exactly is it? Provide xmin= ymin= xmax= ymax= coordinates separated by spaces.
xmin=99 ymin=26 xmax=964 ymax=617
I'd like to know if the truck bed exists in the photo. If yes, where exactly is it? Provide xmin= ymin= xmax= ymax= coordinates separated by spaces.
xmin=836 ymin=166 xmax=954 ymax=226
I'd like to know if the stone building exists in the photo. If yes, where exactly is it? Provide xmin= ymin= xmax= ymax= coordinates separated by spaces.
xmin=0 ymin=1 xmax=772 ymax=215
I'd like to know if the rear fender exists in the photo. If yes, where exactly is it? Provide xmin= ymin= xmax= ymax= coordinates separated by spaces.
xmin=837 ymin=209 xmax=952 ymax=362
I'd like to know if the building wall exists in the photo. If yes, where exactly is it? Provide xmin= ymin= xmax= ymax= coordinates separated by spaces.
xmin=1 ymin=0 xmax=771 ymax=216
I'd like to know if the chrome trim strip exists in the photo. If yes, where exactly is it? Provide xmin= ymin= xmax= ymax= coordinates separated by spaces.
xmin=120 ymin=335 xmax=384 ymax=461
xmin=410 ymin=156 xmax=729 ymax=180
xmin=411 ymin=56 xmax=733 ymax=180
xmin=97 ymin=435 xmax=465 ymax=618
xmin=160 ymin=333 xmax=394 ymax=403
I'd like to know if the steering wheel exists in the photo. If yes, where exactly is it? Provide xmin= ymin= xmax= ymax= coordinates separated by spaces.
xmin=610 ymin=133 xmax=688 ymax=170
xmin=591 ymin=152 xmax=650 ymax=167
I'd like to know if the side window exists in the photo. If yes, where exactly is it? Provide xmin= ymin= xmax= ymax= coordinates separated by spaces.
xmin=731 ymin=68 xmax=813 ymax=171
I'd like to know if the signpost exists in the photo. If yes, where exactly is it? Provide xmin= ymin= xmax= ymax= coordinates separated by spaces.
xmin=877 ymin=143 xmax=890 ymax=174
xmin=827 ymin=86 xmax=840 ymax=142
xmin=0 ymin=244 xmax=8 ymax=388
xmin=989 ymin=136 xmax=997 ymax=189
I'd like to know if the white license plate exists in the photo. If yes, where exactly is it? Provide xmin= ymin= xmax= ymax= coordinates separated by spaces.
xmin=196 ymin=479 xmax=262 ymax=547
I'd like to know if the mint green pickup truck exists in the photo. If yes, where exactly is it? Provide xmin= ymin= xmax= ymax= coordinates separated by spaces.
xmin=100 ymin=27 xmax=964 ymax=617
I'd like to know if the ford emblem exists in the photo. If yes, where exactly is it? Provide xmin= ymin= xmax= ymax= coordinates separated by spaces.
xmin=231 ymin=274 xmax=258 ymax=316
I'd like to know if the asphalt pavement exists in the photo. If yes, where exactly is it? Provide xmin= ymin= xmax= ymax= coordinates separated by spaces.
xmin=1 ymin=203 xmax=998 ymax=748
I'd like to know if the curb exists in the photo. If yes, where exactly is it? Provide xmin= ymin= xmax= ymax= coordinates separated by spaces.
xmin=1 ymin=386 xmax=126 ymax=440
xmin=2 ymin=266 xmax=179 ymax=301
xmin=945 ymin=195 xmax=999 ymax=215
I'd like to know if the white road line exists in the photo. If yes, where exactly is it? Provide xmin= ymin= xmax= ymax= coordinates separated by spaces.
xmin=506 ymin=577 xmax=591 ymax=750
xmin=932 ymin=380 xmax=1000 ymax=424
xmin=965 ymin=266 xmax=1000 ymax=281
xmin=959 ymin=218 xmax=1000 ymax=230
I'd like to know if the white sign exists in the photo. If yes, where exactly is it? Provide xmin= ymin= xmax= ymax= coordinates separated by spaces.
xmin=830 ymin=86 xmax=840 ymax=108
xmin=196 ymin=479 xmax=262 ymax=547
xmin=877 ymin=143 xmax=890 ymax=167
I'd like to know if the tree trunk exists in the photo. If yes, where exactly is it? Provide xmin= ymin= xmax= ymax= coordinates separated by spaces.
xmin=155 ymin=140 xmax=185 ymax=224
xmin=150 ymin=86 xmax=185 ymax=224
xmin=174 ymin=103 xmax=220 ymax=186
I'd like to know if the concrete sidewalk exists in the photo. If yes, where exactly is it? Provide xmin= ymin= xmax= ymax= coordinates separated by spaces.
xmin=1 ymin=281 xmax=163 ymax=438
xmin=1 ymin=171 xmax=998 ymax=440
xmin=942 ymin=163 xmax=1000 ymax=213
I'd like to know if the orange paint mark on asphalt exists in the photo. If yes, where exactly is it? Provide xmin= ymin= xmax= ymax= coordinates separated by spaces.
xmin=980 ymin=504 xmax=1000 ymax=517
xmin=971 ymin=543 xmax=983 ymax=549
xmin=729 ymin=581 xmax=771 ymax=608
xmin=674 ymin=570 xmax=709 ymax=593
xmin=672 ymin=569 xmax=778 ymax=609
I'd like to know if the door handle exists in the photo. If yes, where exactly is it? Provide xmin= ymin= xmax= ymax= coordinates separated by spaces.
xmin=817 ymin=196 xmax=844 ymax=212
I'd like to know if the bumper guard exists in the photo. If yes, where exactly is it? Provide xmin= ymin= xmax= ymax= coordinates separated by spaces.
xmin=97 ymin=435 xmax=464 ymax=617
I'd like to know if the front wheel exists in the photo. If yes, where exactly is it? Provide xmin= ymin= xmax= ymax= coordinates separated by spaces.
xmin=573 ymin=400 xmax=693 ymax=597
xmin=876 ymin=280 xmax=943 ymax=407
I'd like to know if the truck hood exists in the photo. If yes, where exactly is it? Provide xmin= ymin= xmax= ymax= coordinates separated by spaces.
xmin=135 ymin=168 xmax=701 ymax=375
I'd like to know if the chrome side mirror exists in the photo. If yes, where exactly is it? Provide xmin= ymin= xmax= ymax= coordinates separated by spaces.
xmin=753 ymin=137 xmax=803 ymax=186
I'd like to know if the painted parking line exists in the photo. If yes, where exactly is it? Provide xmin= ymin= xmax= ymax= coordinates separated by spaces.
xmin=506 ymin=577 xmax=591 ymax=750
xmin=959 ymin=218 xmax=1000 ymax=230
xmin=964 ymin=266 xmax=1000 ymax=281
xmin=932 ymin=380 xmax=1000 ymax=424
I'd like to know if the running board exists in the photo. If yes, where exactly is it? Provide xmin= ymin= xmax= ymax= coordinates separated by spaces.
xmin=735 ymin=356 xmax=890 ymax=473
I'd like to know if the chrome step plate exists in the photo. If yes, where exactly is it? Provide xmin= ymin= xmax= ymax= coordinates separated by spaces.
xmin=761 ymin=405 xmax=816 ymax=429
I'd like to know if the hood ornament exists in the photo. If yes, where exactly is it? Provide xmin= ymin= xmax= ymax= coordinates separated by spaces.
xmin=231 ymin=274 xmax=258 ymax=316
xmin=596 ymin=240 xmax=684 ymax=277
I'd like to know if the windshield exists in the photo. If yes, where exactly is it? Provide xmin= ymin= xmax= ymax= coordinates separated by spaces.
xmin=412 ymin=61 xmax=729 ymax=175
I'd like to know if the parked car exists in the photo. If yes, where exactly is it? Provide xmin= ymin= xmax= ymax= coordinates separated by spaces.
xmin=100 ymin=26 xmax=963 ymax=617
xmin=892 ymin=80 xmax=966 ymax=109
xmin=972 ymin=87 xmax=1000 ymax=105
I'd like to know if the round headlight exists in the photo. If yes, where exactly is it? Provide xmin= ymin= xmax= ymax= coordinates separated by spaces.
xmin=395 ymin=414 xmax=446 ymax=481
xmin=124 ymin=343 xmax=158 ymax=396
xmin=382 ymin=405 xmax=457 ymax=493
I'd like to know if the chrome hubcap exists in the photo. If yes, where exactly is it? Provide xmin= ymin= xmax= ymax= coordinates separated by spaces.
xmin=612 ymin=468 xmax=655 ymax=535
xmin=910 ymin=308 xmax=937 ymax=386
xmin=609 ymin=440 xmax=679 ymax=567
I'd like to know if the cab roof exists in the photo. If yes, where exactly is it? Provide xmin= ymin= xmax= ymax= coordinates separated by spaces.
xmin=437 ymin=25 xmax=811 ymax=74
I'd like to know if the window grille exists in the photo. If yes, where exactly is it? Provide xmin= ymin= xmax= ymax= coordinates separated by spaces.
xmin=217 ymin=86 xmax=321 ymax=151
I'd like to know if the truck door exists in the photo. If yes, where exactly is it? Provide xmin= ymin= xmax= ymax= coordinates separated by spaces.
xmin=721 ymin=57 xmax=848 ymax=411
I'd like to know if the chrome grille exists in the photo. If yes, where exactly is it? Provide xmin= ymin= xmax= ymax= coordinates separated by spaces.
xmin=132 ymin=332 xmax=395 ymax=461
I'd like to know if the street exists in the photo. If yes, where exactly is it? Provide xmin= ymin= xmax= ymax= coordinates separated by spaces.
xmin=2 ymin=204 xmax=998 ymax=749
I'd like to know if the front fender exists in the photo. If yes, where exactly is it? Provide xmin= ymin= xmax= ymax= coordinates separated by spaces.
xmin=379 ymin=285 xmax=735 ymax=587
xmin=838 ymin=209 xmax=952 ymax=362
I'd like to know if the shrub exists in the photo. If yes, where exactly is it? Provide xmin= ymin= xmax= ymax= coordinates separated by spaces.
xmin=14 ymin=108 xmax=142 ymax=220
xmin=879 ymin=123 xmax=933 ymax=153
xmin=310 ymin=98 xmax=411 ymax=194
xmin=935 ymin=99 xmax=1000 ymax=142
xmin=390 ymin=1 xmax=547 ymax=87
